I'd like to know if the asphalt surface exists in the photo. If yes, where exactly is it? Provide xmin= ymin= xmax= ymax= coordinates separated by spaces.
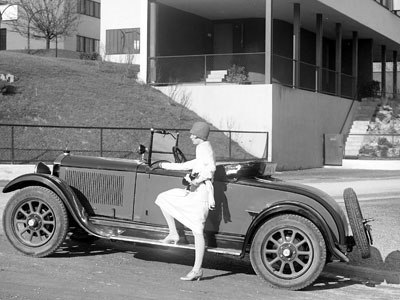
xmin=1 ymin=161 xmax=400 ymax=287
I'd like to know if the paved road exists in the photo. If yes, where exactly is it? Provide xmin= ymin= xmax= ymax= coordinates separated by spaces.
xmin=0 ymin=234 xmax=399 ymax=300
xmin=1 ymin=165 xmax=400 ymax=299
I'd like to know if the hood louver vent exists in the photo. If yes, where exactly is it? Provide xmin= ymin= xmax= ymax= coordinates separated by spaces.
xmin=64 ymin=169 xmax=124 ymax=207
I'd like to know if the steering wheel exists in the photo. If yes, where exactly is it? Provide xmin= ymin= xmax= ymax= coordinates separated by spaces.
xmin=149 ymin=160 xmax=171 ymax=169
xmin=172 ymin=146 xmax=187 ymax=163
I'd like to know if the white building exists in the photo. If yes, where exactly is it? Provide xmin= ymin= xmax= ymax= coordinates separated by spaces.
xmin=0 ymin=0 xmax=100 ymax=54
xmin=95 ymin=1 xmax=400 ymax=169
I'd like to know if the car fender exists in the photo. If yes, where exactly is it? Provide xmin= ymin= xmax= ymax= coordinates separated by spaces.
xmin=242 ymin=201 xmax=349 ymax=262
xmin=3 ymin=173 xmax=121 ymax=239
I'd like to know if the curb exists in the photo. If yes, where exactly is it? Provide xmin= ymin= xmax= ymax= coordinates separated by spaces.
xmin=323 ymin=262 xmax=400 ymax=285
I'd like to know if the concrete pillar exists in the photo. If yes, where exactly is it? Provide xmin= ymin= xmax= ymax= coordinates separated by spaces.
xmin=335 ymin=23 xmax=342 ymax=96
xmin=138 ymin=0 xmax=148 ymax=83
xmin=293 ymin=3 xmax=301 ymax=88
xmin=149 ymin=1 xmax=158 ymax=83
xmin=265 ymin=0 xmax=273 ymax=84
xmin=381 ymin=45 xmax=386 ymax=98
xmin=393 ymin=50 xmax=397 ymax=99
xmin=352 ymin=31 xmax=358 ymax=99
xmin=315 ymin=14 xmax=323 ymax=93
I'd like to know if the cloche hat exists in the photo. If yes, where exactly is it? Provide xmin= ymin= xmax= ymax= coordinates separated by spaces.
xmin=190 ymin=121 xmax=210 ymax=140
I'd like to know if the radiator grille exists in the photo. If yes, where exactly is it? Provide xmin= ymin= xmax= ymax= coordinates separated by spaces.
xmin=64 ymin=169 xmax=124 ymax=207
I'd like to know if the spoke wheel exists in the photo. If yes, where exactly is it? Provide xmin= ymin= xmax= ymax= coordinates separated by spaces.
xmin=250 ymin=214 xmax=326 ymax=290
xmin=3 ymin=186 xmax=69 ymax=257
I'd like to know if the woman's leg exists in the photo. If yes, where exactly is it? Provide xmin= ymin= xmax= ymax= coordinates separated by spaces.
xmin=160 ymin=208 xmax=179 ymax=238
xmin=193 ymin=232 xmax=205 ymax=271
xmin=180 ymin=232 xmax=205 ymax=280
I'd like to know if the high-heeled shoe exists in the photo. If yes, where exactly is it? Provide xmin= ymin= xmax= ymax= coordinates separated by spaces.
xmin=180 ymin=269 xmax=203 ymax=281
xmin=159 ymin=235 xmax=180 ymax=245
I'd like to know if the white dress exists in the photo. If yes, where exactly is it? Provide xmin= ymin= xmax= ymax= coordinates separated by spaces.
xmin=155 ymin=141 xmax=216 ymax=234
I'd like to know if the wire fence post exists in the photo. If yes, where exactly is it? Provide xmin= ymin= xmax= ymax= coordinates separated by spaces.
xmin=11 ymin=126 xmax=15 ymax=164
xmin=229 ymin=131 xmax=232 ymax=160
xmin=100 ymin=128 xmax=103 ymax=157
xmin=204 ymin=55 xmax=207 ymax=85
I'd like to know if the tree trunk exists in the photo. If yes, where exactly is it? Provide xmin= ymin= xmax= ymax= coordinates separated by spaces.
xmin=46 ymin=38 xmax=50 ymax=49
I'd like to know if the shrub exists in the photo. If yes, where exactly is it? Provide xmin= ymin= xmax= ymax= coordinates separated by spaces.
xmin=377 ymin=137 xmax=393 ymax=148
xmin=79 ymin=52 xmax=100 ymax=61
xmin=0 ymin=81 xmax=16 ymax=95
xmin=359 ymin=80 xmax=380 ymax=98
xmin=226 ymin=64 xmax=248 ymax=84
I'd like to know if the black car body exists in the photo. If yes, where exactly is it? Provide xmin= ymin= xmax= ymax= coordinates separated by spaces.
xmin=2 ymin=129 xmax=372 ymax=290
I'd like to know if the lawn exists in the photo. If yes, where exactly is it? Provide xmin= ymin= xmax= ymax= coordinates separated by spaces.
xmin=0 ymin=51 xmax=252 ymax=162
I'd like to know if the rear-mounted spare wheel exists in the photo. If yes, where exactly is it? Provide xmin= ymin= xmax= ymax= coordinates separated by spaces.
xmin=343 ymin=187 xmax=371 ymax=258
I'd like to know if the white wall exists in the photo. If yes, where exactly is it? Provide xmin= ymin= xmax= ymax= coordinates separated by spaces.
xmin=318 ymin=0 xmax=400 ymax=45
xmin=100 ymin=0 xmax=147 ymax=82
xmin=156 ymin=84 xmax=273 ymax=160
xmin=156 ymin=83 xmax=357 ymax=170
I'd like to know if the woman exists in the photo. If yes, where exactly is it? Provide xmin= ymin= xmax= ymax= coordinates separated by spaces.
xmin=155 ymin=121 xmax=216 ymax=281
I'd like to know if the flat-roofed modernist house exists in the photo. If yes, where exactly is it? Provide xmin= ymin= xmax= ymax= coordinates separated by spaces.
xmin=0 ymin=0 xmax=100 ymax=54
xmin=107 ymin=1 xmax=400 ymax=169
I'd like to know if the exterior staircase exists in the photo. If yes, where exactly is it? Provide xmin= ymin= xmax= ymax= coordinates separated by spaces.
xmin=205 ymin=70 xmax=227 ymax=83
xmin=344 ymin=99 xmax=379 ymax=158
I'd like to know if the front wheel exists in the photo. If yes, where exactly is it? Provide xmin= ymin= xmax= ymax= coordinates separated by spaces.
xmin=250 ymin=214 xmax=326 ymax=291
xmin=3 ymin=186 xmax=69 ymax=257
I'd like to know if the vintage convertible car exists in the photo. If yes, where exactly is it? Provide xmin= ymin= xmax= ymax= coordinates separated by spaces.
xmin=2 ymin=129 xmax=372 ymax=290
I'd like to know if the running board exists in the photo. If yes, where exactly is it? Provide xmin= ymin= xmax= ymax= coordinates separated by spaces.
xmin=107 ymin=235 xmax=242 ymax=256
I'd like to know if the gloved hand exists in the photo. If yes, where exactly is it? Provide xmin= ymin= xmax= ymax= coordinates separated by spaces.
xmin=182 ymin=173 xmax=199 ymax=187
xmin=150 ymin=161 xmax=164 ymax=170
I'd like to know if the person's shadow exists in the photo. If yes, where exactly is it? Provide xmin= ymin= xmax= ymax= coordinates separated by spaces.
xmin=204 ymin=165 xmax=232 ymax=247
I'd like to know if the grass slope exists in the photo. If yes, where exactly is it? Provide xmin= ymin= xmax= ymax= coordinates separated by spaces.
xmin=0 ymin=51 xmax=252 ymax=162
xmin=0 ymin=51 xmax=198 ymax=128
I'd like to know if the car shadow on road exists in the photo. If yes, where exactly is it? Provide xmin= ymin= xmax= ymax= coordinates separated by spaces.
xmin=51 ymin=238 xmax=400 ymax=291
xmin=305 ymin=273 xmax=364 ymax=291
xmin=51 ymin=237 xmax=120 ymax=258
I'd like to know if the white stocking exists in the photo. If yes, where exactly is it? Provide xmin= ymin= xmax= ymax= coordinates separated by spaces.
xmin=160 ymin=208 xmax=179 ymax=237
xmin=193 ymin=233 xmax=205 ymax=271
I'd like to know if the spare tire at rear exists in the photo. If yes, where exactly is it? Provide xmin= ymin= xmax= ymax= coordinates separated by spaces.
xmin=343 ymin=187 xmax=371 ymax=258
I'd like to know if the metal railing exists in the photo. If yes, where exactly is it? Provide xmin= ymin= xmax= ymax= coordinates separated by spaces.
xmin=0 ymin=124 xmax=269 ymax=164
xmin=149 ymin=52 xmax=357 ymax=99
xmin=148 ymin=52 xmax=266 ymax=85
xmin=345 ymin=133 xmax=400 ymax=158
xmin=272 ymin=53 xmax=357 ymax=99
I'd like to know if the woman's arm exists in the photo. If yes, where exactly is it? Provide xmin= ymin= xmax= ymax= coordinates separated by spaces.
xmin=160 ymin=159 xmax=196 ymax=171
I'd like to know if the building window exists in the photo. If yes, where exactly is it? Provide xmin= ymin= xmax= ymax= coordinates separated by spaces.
xmin=77 ymin=35 xmax=99 ymax=53
xmin=106 ymin=28 xmax=140 ymax=55
xmin=77 ymin=0 xmax=100 ymax=18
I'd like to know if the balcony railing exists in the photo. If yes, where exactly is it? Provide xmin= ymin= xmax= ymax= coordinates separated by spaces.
xmin=272 ymin=53 xmax=356 ymax=99
xmin=148 ymin=52 xmax=266 ymax=85
xmin=148 ymin=52 xmax=357 ymax=99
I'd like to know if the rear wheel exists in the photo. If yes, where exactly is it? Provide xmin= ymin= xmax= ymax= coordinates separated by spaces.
xmin=343 ymin=187 xmax=371 ymax=258
xmin=3 ymin=186 xmax=69 ymax=257
xmin=250 ymin=214 xmax=326 ymax=291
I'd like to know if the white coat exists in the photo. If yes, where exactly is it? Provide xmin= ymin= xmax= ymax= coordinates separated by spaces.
xmin=155 ymin=141 xmax=216 ymax=234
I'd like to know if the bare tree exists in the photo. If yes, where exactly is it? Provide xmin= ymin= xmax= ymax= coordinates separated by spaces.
xmin=9 ymin=0 xmax=79 ymax=50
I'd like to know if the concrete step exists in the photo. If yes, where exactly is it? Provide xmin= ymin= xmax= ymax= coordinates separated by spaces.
xmin=206 ymin=70 xmax=228 ymax=83
xmin=208 ymin=70 xmax=228 ymax=75
xmin=205 ymin=78 xmax=225 ymax=83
